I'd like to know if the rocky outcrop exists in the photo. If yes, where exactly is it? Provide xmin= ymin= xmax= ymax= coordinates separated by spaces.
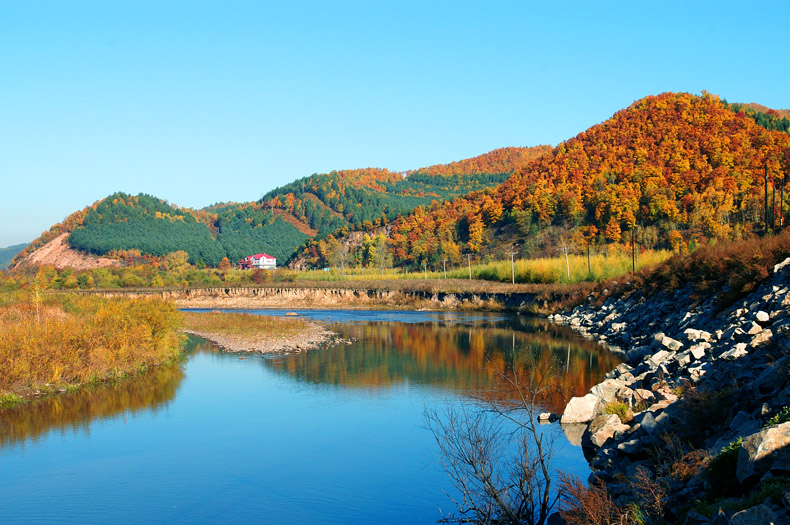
xmin=552 ymin=257 xmax=790 ymax=523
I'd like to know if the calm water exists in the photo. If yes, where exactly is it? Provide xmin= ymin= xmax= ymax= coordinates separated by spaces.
xmin=0 ymin=310 xmax=619 ymax=524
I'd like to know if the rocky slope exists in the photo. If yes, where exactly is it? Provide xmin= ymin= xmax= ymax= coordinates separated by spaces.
xmin=551 ymin=258 xmax=790 ymax=523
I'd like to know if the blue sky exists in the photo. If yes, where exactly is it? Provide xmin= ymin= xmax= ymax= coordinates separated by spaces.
xmin=2 ymin=0 xmax=789 ymax=247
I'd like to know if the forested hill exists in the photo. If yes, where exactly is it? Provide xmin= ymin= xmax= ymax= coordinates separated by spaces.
xmin=12 ymin=146 xmax=550 ymax=268
xmin=256 ymin=145 xmax=552 ymax=238
xmin=359 ymin=92 xmax=790 ymax=268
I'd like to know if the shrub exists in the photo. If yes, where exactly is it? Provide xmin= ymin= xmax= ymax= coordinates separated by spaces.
xmin=766 ymin=406 xmax=790 ymax=427
xmin=605 ymin=401 xmax=634 ymax=423
xmin=706 ymin=439 xmax=743 ymax=499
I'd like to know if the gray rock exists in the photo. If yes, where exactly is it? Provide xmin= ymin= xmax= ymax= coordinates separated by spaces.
xmin=633 ymin=388 xmax=655 ymax=405
xmin=561 ymin=394 xmax=602 ymax=424
xmin=649 ymin=349 xmax=672 ymax=363
xmin=755 ymin=310 xmax=771 ymax=325
xmin=683 ymin=510 xmax=711 ymax=525
xmin=626 ymin=345 xmax=652 ymax=363
xmin=676 ymin=351 xmax=692 ymax=368
xmin=774 ymin=257 xmax=790 ymax=273
xmin=590 ymin=379 xmax=627 ymax=404
xmin=737 ymin=421 xmax=790 ymax=483
xmin=750 ymin=329 xmax=773 ymax=348
xmin=690 ymin=343 xmax=709 ymax=360
xmin=651 ymin=332 xmax=667 ymax=347
xmin=639 ymin=412 xmax=658 ymax=435
xmin=746 ymin=321 xmax=764 ymax=336
xmin=617 ymin=438 xmax=641 ymax=455
xmin=721 ymin=344 xmax=749 ymax=361
xmin=730 ymin=503 xmax=776 ymax=525
xmin=585 ymin=414 xmax=630 ymax=448
xmin=610 ymin=322 xmax=627 ymax=333
xmin=661 ymin=336 xmax=684 ymax=351
xmin=684 ymin=328 xmax=713 ymax=342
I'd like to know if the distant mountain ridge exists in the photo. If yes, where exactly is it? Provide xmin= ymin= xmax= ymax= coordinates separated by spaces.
xmin=11 ymin=146 xmax=551 ymax=268
xmin=0 ymin=243 xmax=28 ymax=270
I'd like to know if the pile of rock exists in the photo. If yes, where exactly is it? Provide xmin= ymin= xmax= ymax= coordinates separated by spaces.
xmin=549 ymin=257 xmax=790 ymax=523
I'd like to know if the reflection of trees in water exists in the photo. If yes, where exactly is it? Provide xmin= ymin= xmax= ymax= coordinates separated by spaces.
xmin=264 ymin=319 xmax=621 ymax=413
xmin=0 ymin=361 xmax=184 ymax=448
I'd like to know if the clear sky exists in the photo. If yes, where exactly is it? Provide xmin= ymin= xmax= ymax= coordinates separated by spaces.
xmin=2 ymin=0 xmax=789 ymax=247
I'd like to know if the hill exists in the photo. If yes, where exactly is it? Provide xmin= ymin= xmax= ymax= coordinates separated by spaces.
xmin=11 ymin=146 xmax=550 ymax=269
xmin=318 ymin=92 xmax=790 ymax=269
xmin=0 ymin=243 xmax=28 ymax=270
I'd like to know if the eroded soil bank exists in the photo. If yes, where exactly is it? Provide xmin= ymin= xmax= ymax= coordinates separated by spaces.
xmin=82 ymin=285 xmax=549 ymax=312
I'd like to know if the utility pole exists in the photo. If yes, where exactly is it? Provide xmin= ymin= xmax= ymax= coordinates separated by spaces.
xmin=466 ymin=254 xmax=472 ymax=280
xmin=442 ymin=258 xmax=448 ymax=280
xmin=507 ymin=250 xmax=517 ymax=284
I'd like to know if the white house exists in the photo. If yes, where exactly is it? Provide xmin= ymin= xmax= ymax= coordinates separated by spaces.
xmin=239 ymin=253 xmax=276 ymax=270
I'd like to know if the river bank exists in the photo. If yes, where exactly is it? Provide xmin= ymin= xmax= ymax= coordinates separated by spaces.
xmin=550 ymin=257 xmax=790 ymax=523
xmin=73 ymin=280 xmax=587 ymax=313
xmin=0 ymin=292 xmax=183 ymax=405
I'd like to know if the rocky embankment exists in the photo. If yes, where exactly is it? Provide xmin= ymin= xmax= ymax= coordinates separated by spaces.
xmin=551 ymin=258 xmax=790 ymax=524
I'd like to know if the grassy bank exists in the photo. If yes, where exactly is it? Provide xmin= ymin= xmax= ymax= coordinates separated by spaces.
xmin=0 ymin=291 xmax=184 ymax=404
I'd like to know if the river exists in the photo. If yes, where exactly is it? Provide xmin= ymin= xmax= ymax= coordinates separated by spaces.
xmin=0 ymin=310 xmax=619 ymax=524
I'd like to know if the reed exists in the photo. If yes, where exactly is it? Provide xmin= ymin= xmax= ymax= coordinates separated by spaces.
xmin=0 ymin=291 xmax=184 ymax=400
xmin=291 ymin=250 xmax=671 ymax=285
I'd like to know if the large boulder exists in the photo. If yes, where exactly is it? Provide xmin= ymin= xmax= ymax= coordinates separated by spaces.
xmin=561 ymin=394 xmax=602 ymax=424
xmin=736 ymin=421 xmax=790 ymax=483
xmin=584 ymin=414 xmax=630 ymax=448
xmin=730 ymin=504 xmax=776 ymax=525
xmin=590 ymin=379 xmax=627 ymax=404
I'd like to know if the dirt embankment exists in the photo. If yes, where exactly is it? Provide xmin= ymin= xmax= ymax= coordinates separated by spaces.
xmin=16 ymin=233 xmax=120 ymax=270
xmin=83 ymin=285 xmax=545 ymax=312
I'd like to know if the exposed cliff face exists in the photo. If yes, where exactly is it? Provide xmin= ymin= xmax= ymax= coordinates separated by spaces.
xmin=84 ymin=286 xmax=541 ymax=312
xmin=14 ymin=233 xmax=121 ymax=270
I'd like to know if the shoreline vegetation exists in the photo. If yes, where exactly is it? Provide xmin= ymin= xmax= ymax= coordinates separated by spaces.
xmin=183 ymin=311 xmax=335 ymax=354
xmin=2 ymin=247 xmax=671 ymax=292
xmin=0 ymin=292 xmax=184 ymax=406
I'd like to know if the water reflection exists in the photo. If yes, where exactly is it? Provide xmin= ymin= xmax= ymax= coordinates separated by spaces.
xmin=263 ymin=316 xmax=620 ymax=413
xmin=0 ymin=357 xmax=185 ymax=448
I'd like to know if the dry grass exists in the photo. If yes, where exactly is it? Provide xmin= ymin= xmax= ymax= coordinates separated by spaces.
xmin=635 ymin=230 xmax=790 ymax=308
xmin=0 ymin=291 xmax=184 ymax=400
xmin=295 ymin=250 xmax=672 ymax=285
xmin=182 ymin=311 xmax=307 ymax=338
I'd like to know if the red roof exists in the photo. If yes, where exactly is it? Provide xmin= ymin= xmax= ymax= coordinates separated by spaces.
xmin=253 ymin=253 xmax=275 ymax=260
